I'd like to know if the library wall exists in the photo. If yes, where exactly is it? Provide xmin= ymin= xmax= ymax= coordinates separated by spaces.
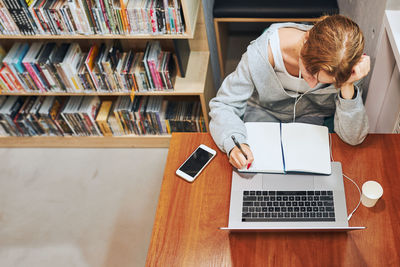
xmin=338 ymin=0 xmax=387 ymax=99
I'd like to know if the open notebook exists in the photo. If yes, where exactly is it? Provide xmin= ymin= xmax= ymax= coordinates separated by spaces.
xmin=240 ymin=122 xmax=331 ymax=175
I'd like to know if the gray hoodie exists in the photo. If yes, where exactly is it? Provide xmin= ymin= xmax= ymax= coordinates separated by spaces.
xmin=209 ymin=23 xmax=369 ymax=154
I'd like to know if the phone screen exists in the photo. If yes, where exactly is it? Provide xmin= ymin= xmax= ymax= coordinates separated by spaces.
xmin=179 ymin=147 xmax=214 ymax=178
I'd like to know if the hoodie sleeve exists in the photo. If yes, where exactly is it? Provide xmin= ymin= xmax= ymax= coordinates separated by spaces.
xmin=334 ymin=86 xmax=369 ymax=145
xmin=209 ymin=51 xmax=255 ymax=154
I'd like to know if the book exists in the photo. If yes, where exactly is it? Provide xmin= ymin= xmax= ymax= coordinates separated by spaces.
xmin=37 ymin=42 xmax=58 ymax=91
xmin=0 ymin=96 xmax=8 ymax=135
xmin=60 ymin=42 xmax=83 ymax=92
xmin=95 ymin=100 xmax=112 ymax=136
xmin=12 ymin=43 xmax=37 ymax=92
xmin=0 ymin=0 xmax=185 ymax=36
xmin=38 ymin=95 xmax=62 ymax=135
xmin=51 ymin=43 xmax=73 ymax=91
xmin=79 ymin=95 xmax=101 ymax=135
xmin=13 ymin=96 xmax=32 ymax=135
xmin=0 ymin=96 xmax=24 ymax=136
xmin=22 ymin=42 xmax=46 ymax=91
xmin=241 ymin=122 xmax=331 ymax=175
xmin=1 ymin=0 xmax=36 ymax=35
xmin=47 ymin=43 xmax=67 ymax=92
xmin=27 ymin=95 xmax=46 ymax=135
xmin=19 ymin=96 xmax=39 ymax=135
xmin=2 ymin=42 xmax=27 ymax=91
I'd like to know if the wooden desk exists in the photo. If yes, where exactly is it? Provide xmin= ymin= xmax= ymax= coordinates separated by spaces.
xmin=146 ymin=133 xmax=400 ymax=266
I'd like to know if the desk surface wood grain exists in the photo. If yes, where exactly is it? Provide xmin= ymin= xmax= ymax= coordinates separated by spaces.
xmin=146 ymin=133 xmax=400 ymax=267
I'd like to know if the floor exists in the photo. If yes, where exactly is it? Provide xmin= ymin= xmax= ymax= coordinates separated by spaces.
xmin=0 ymin=147 xmax=168 ymax=267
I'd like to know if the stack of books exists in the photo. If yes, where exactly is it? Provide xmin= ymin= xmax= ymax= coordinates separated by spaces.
xmin=0 ymin=41 xmax=175 ymax=93
xmin=110 ymin=96 xmax=206 ymax=135
xmin=0 ymin=0 xmax=185 ymax=35
xmin=0 ymin=95 xmax=206 ymax=136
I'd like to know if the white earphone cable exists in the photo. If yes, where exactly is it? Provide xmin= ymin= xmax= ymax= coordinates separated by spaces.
xmin=293 ymin=63 xmax=313 ymax=122
xmin=329 ymin=134 xmax=362 ymax=221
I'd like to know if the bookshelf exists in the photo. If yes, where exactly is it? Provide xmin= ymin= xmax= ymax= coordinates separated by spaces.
xmin=0 ymin=0 xmax=214 ymax=147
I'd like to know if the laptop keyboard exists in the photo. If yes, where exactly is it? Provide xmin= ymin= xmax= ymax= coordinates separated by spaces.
xmin=242 ymin=191 xmax=335 ymax=222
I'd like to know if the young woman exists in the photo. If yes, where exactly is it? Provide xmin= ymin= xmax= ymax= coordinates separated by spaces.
xmin=209 ymin=15 xmax=370 ymax=169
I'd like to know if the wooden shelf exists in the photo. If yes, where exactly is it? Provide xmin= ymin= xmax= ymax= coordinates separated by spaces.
xmin=0 ymin=135 xmax=172 ymax=148
xmin=0 ymin=33 xmax=194 ymax=40
xmin=0 ymin=51 xmax=210 ymax=96
xmin=0 ymin=51 xmax=212 ymax=148
xmin=0 ymin=0 xmax=201 ymax=41
xmin=0 ymin=0 xmax=214 ymax=148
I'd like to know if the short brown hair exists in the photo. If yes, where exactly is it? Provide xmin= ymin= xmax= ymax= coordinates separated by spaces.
xmin=300 ymin=15 xmax=365 ymax=88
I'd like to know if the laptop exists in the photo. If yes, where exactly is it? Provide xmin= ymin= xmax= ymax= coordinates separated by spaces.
xmin=221 ymin=162 xmax=365 ymax=231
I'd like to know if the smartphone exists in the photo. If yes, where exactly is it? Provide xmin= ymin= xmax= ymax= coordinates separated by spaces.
xmin=176 ymin=144 xmax=217 ymax=182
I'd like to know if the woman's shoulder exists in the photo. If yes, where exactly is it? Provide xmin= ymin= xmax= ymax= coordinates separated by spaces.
xmin=245 ymin=23 xmax=311 ymax=72
xmin=255 ymin=23 xmax=312 ymax=64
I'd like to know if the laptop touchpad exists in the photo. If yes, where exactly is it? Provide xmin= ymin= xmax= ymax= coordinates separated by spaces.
xmin=262 ymin=173 xmax=314 ymax=190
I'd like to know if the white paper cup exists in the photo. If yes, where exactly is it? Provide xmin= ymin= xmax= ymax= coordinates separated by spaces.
xmin=361 ymin=181 xmax=383 ymax=207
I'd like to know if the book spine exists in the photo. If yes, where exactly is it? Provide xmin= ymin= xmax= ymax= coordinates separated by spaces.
xmin=119 ymin=0 xmax=127 ymax=33
xmin=60 ymin=112 xmax=75 ymax=135
xmin=2 ymin=0 xmax=26 ymax=34
xmin=14 ymin=0 xmax=36 ymax=34
xmin=14 ymin=71 xmax=31 ymax=91
xmin=47 ymin=63 xmax=66 ymax=91
xmin=113 ymin=109 xmax=125 ymax=134
xmin=2 ymin=62 xmax=25 ymax=91
xmin=34 ymin=62 xmax=52 ymax=90
xmin=42 ymin=8 xmax=56 ymax=34
xmin=0 ymin=67 xmax=15 ymax=92
xmin=35 ymin=7 xmax=50 ymax=33
xmin=28 ymin=5 xmax=44 ymax=33
xmin=96 ymin=120 xmax=108 ymax=136
xmin=26 ymin=62 xmax=47 ymax=91
xmin=19 ymin=71 xmax=35 ymax=91
xmin=74 ymin=0 xmax=90 ymax=33
xmin=86 ymin=0 xmax=98 ymax=33
xmin=162 ymin=0 xmax=169 ymax=33
xmin=0 ymin=73 xmax=11 ymax=91
xmin=148 ymin=59 xmax=160 ymax=90
xmin=58 ymin=7 xmax=72 ymax=33
xmin=79 ymin=0 xmax=94 ymax=33
xmin=0 ymin=5 xmax=20 ymax=34
xmin=63 ymin=5 xmax=77 ymax=33
xmin=97 ymin=0 xmax=110 ymax=33
xmin=102 ymin=0 xmax=113 ymax=32
xmin=54 ymin=63 xmax=73 ymax=92
xmin=126 ymin=5 xmax=134 ymax=33
xmin=18 ymin=0 xmax=38 ymax=33
xmin=66 ymin=0 xmax=82 ymax=33
xmin=149 ymin=0 xmax=156 ymax=33
xmin=53 ymin=8 xmax=65 ymax=34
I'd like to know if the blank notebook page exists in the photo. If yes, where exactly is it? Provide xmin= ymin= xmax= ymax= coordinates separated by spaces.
xmin=281 ymin=123 xmax=331 ymax=174
xmin=243 ymin=122 xmax=284 ymax=173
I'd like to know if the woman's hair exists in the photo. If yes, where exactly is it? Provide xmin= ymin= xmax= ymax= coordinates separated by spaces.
xmin=300 ymin=14 xmax=365 ymax=88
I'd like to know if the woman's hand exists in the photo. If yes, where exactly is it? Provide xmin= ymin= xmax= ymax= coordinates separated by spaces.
xmin=346 ymin=54 xmax=371 ymax=84
xmin=229 ymin=144 xmax=254 ymax=169
xmin=341 ymin=55 xmax=370 ymax=99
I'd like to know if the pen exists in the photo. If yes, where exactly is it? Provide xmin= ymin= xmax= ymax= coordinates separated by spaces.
xmin=231 ymin=135 xmax=252 ymax=169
